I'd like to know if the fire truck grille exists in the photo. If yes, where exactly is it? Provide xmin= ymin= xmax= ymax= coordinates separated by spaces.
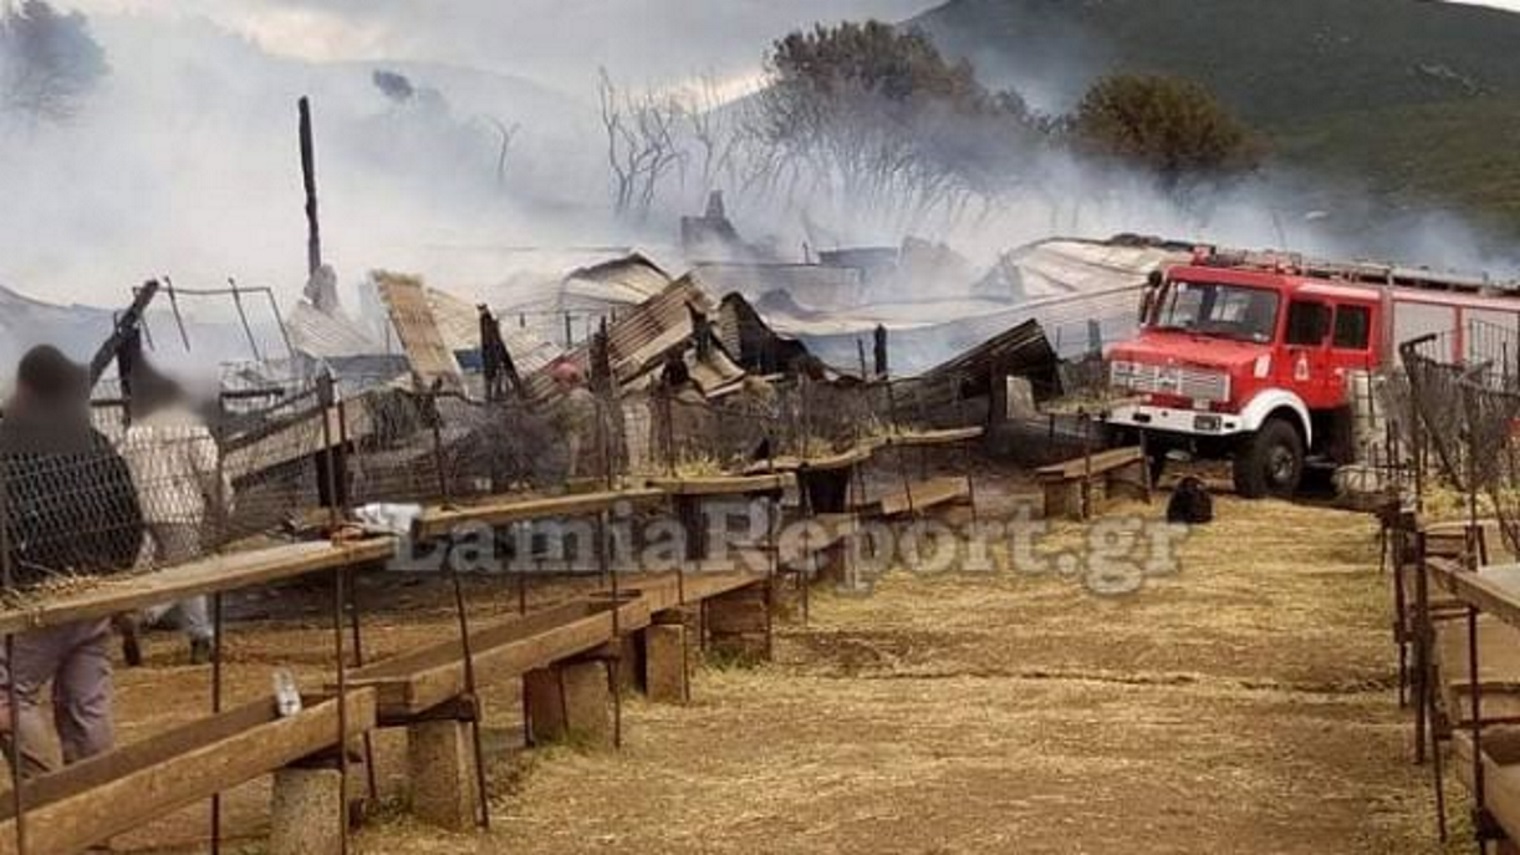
xmin=1110 ymin=361 xmax=1231 ymax=403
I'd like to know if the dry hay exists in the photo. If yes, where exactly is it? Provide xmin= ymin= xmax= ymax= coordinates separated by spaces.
xmin=346 ymin=494 xmax=1447 ymax=854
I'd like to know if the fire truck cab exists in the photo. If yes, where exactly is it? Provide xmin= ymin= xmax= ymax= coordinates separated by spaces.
xmin=1105 ymin=248 xmax=1519 ymax=498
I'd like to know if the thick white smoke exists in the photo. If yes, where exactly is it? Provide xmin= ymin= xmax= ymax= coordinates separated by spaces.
xmin=0 ymin=0 xmax=1514 ymax=323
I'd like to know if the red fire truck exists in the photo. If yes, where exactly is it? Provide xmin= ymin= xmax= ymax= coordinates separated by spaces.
xmin=1104 ymin=247 xmax=1520 ymax=497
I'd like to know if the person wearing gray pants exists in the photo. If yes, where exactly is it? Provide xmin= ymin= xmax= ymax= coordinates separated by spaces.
xmin=0 ymin=620 xmax=114 ymax=775
xmin=0 ymin=346 xmax=145 ymax=775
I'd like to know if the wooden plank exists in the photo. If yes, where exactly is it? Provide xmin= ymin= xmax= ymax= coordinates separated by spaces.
xmin=784 ymin=513 xmax=858 ymax=556
xmin=1443 ymin=564 xmax=1520 ymax=632
xmin=863 ymin=477 xmax=971 ymax=519
xmin=0 ymin=690 xmax=376 ymax=855
xmin=351 ymin=599 xmax=648 ymax=718
xmin=413 ymin=488 xmax=666 ymax=540
xmin=627 ymin=569 xmax=765 ymax=614
xmin=0 ymin=539 xmax=395 ymax=636
xmin=1034 ymin=446 xmax=1143 ymax=482
xmin=741 ymin=446 xmax=875 ymax=475
xmin=1434 ymin=619 xmax=1520 ymax=726
xmin=872 ymin=427 xmax=984 ymax=449
xmin=1453 ymin=730 xmax=1520 ymax=844
xmin=645 ymin=473 xmax=791 ymax=497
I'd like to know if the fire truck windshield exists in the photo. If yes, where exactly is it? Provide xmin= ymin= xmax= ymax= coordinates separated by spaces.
xmin=1151 ymin=280 xmax=1280 ymax=343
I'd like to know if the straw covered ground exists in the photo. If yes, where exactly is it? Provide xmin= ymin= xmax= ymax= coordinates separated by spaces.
xmin=103 ymin=489 xmax=1456 ymax=853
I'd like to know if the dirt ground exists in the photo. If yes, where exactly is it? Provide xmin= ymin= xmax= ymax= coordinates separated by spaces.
xmin=98 ymin=479 xmax=1459 ymax=854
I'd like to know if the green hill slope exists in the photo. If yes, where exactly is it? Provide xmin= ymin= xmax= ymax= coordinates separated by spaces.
xmin=911 ymin=0 xmax=1520 ymax=236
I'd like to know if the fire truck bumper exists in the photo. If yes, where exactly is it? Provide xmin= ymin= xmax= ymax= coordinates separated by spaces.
xmin=1105 ymin=403 xmax=1248 ymax=438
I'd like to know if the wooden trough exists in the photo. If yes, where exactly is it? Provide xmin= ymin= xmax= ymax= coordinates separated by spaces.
xmin=869 ymin=426 xmax=984 ymax=449
xmin=0 ymin=690 xmax=376 ymax=855
xmin=0 ymin=539 xmax=395 ymax=636
xmin=349 ymin=598 xmax=651 ymax=722
xmin=1454 ymin=729 xmax=1520 ymax=846
xmin=1425 ymin=561 xmax=1520 ymax=851
xmin=412 ymin=488 xmax=666 ymax=542
xmin=645 ymin=473 xmax=791 ymax=496
xmin=861 ymin=476 xmax=972 ymax=520
xmin=1036 ymin=446 xmax=1145 ymax=521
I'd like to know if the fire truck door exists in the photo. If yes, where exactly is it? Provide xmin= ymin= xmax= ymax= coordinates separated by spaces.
xmin=1282 ymin=299 xmax=1336 ymax=408
xmin=1327 ymin=301 xmax=1377 ymax=390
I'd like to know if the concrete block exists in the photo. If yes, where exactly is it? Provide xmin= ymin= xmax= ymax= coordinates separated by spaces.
xmin=644 ymin=624 xmax=687 ymax=704
xmin=406 ymin=718 xmax=477 ymax=830
xmin=524 ymin=659 xmax=612 ymax=747
xmin=706 ymin=582 xmax=771 ymax=662
xmin=269 ymin=766 xmax=344 ymax=855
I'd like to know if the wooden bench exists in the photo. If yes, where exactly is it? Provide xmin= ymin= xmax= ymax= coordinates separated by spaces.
xmin=0 ymin=690 xmax=376 ymax=855
xmin=1035 ymin=446 xmax=1145 ymax=521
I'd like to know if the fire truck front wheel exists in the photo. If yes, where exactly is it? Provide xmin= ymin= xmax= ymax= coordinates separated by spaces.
xmin=1233 ymin=417 xmax=1303 ymax=499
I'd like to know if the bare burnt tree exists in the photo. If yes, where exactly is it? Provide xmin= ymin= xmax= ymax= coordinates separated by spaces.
xmin=0 ymin=0 xmax=108 ymax=124
xmin=598 ymin=68 xmax=687 ymax=219
xmin=477 ymin=115 xmax=519 ymax=190
xmin=684 ymin=74 xmax=749 ymax=200
xmin=747 ymin=21 xmax=1041 ymax=234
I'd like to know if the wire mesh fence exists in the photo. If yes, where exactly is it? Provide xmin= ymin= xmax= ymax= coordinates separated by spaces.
xmin=1399 ymin=324 xmax=1520 ymax=552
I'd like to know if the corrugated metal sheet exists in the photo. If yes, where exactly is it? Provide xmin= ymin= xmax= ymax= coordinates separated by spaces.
xmin=286 ymin=300 xmax=382 ymax=359
xmin=976 ymin=238 xmax=1189 ymax=301
xmin=559 ymin=254 xmax=672 ymax=309
xmin=428 ymin=286 xmax=562 ymax=376
xmin=915 ymin=318 xmax=1060 ymax=403
xmin=692 ymin=263 xmax=865 ymax=312
xmin=524 ymin=277 xmax=718 ymax=399
xmin=375 ymin=273 xmax=464 ymax=393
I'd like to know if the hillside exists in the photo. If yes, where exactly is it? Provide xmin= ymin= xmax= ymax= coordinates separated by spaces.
xmin=912 ymin=0 xmax=1520 ymax=236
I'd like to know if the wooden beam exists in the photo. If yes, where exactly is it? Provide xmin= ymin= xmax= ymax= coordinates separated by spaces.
xmin=871 ymin=427 xmax=984 ymax=449
xmin=349 ymin=599 xmax=650 ymax=719
xmin=645 ymin=474 xmax=791 ymax=497
xmin=0 ymin=539 xmax=395 ymax=636
xmin=863 ymin=477 xmax=971 ymax=519
xmin=1035 ymin=446 xmax=1143 ymax=482
xmin=744 ymin=446 xmax=875 ymax=475
xmin=0 ymin=690 xmax=376 ymax=855
xmin=412 ymin=489 xmax=666 ymax=541
xmin=1440 ymin=565 xmax=1520 ymax=632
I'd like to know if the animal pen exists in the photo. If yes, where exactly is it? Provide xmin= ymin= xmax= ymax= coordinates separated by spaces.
xmin=0 ymin=284 xmax=999 ymax=853
xmin=1383 ymin=321 xmax=1520 ymax=854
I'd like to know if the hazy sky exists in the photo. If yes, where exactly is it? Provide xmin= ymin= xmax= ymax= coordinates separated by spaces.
xmin=68 ymin=0 xmax=941 ymax=95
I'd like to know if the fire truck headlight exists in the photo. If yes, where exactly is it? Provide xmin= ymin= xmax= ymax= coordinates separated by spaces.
xmin=1253 ymin=355 xmax=1271 ymax=379
xmin=1194 ymin=414 xmax=1223 ymax=433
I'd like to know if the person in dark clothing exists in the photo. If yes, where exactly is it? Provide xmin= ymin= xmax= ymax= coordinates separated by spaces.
xmin=0 ymin=345 xmax=144 ymax=775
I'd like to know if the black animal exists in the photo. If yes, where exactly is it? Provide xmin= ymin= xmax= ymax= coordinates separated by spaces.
xmin=1166 ymin=476 xmax=1214 ymax=525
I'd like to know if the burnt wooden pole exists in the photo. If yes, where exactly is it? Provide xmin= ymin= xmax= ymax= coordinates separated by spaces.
xmin=299 ymin=97 xmax=322 ymax=277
